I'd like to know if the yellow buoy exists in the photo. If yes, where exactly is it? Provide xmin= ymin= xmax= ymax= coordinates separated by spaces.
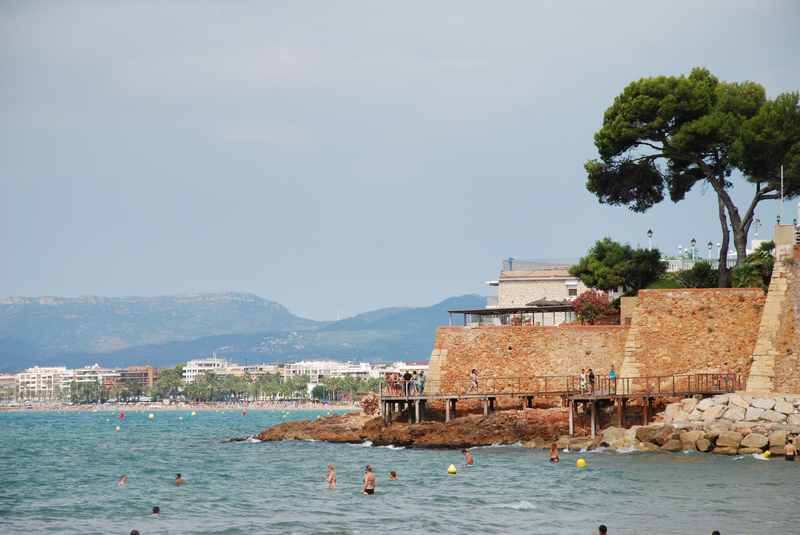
xmin=763 ymin=450 xmax=771 ymax=458
xmin=447 ymin=464 xmax=457 ymax=475
xmin=576 ymin=458 xmax=587 ymax=468
xmin=148 ymin=413 xmax=155 ymax=420
xmin=115 ymin=425 xmax=121 ymax=432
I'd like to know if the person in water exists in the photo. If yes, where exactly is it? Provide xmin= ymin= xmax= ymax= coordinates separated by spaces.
xmin=117 ymin=474 xmax=128 ymax=486
xmin=462 ymin=448 xmax=474 ymax=465
xmin=388 ymin=470 xmax=397 ymax=480
xmin=785 ymin=439 xmax=797 ymax=461
xmin=151 ymin=506 xmax=160 ymax=517
xmin=598 ymin=525 xmax=607 ymax=534
xmin=326 ymin=464 xmax=337 ymax=489
xmin=362 ymin=465 xmax=376 ymax=495
xmin=175 ymin=473 xmax=186 ymax=486
xmin=549 ymin=443 xmax=560 ymax=463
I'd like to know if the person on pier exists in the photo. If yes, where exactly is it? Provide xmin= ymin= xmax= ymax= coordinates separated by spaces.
xmin=468 ymin=369 xmax=479 ymax=393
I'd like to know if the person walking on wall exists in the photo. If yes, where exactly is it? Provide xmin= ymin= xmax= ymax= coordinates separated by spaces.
xmin=579 ymin=368 xmax=587 ymax=393
xmin=588 ymin=369 xmax=596 ymax=394
xmin=608 ymin=365 xmax=617 ymax=395
xmin=403 ymin=370 xmax=413 ymax=397
xmin=468 ymin=369 xmax=479 ymax=393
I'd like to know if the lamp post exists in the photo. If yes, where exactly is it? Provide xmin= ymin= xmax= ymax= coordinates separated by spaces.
xmin=707 ymin=241 xmax=713 ymax=260
xmin=690 ymin=238 xmax=696 ymax=261
xmin=647 ymin=229 xmax=653 ymax=250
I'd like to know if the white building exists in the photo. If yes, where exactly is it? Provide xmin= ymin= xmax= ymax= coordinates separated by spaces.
xmin=281 ymin=361 xmax=379 ymax=383
xmin=16 ymin=366 xmax=70 ymax=400
xmin=70 ymin=364 xmax=121 ymax=387
xmin=182 ymin=356 xmax=234 ymax=383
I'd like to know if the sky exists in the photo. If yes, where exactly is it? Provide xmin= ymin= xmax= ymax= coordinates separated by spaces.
xmin=2 ymin=1 xmax=799 ymax=320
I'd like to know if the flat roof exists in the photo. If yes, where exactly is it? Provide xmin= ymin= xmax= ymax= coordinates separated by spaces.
xmin=449 ymin=304 xmax=574 ymax=315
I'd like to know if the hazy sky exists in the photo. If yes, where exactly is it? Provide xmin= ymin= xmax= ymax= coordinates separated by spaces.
xmin=2 ymin=1 xmax=799 ymax=320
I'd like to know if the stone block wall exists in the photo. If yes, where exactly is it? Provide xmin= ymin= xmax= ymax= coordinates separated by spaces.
xmin=628 ymin=289 xmax=764 ymax=377
xmin=773 ymin=248 xmax=800 ymax=393
xmin=434 ymin=325 xmax=628 ymax=391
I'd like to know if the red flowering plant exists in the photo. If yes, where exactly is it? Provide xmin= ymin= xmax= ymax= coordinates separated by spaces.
xmin=572 ymin=290 xmax=617 ymax=324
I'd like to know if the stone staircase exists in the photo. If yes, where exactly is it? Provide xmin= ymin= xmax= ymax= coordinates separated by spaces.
xmin=424 ymin=348 xmax=447 ymax=395
xmin=746 ymin=261 xmax=790 ymax=393
xmin=618 ymin=299 xmax=644 ymax=379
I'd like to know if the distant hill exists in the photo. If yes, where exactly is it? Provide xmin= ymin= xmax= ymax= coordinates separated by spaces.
xmin=0 ymin=293 xmax=485 ymax=371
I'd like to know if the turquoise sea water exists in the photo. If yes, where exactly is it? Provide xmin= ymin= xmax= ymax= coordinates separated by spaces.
xmin=0 ymin=410 xmax=797 ymax=535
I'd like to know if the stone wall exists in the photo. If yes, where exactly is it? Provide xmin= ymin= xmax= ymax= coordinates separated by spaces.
xmin=434 ymin=325 xmax=628 ymax=391
xmin=773 ymin=247 xmax=800 ymax=393
xmin=624 ymin=288 xmax=764 ymax=377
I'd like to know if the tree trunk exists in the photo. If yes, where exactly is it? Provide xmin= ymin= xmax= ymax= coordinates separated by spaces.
xmin=716 ymin=195 xmax=732 ymax=287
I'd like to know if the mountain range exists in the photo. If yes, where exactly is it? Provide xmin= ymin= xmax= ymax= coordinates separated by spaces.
xmin=0 ymin=293 xmax=485 ymax=371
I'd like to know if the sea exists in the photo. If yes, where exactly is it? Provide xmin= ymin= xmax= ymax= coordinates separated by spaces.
xmin=0 ymin=409 xmax=796 ymax=535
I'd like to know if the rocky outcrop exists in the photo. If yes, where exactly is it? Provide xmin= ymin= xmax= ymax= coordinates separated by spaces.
xmin=256 ymin=408 xmax=573 ymax=448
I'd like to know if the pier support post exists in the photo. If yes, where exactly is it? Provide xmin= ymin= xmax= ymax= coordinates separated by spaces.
xmin=616 ymin=399 xmax=623 ymax=427
xmin=568 ymin=399 xmax=574 ymax=437
xmin=590 ymin=400 xmax=596 ymax=439
xmin=445 ymin=399 xmax=451 ymax=422
xmin=450 ymin=399 xmax=457 ymax=420
xmin=526 ymin=396 xmax=534 ymax=409
xmin=642 ymin=397 xmax=649 ymax=426
xmin=414 ymin=400 xmax=420 ymax=423
xmin=489 ymin=397 xmax=495 ymax=411
xmin=483 ymin=399 xmax=489 ymax=416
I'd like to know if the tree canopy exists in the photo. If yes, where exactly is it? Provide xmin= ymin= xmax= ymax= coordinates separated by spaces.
xmin=569 ymin=238 xmax=666 ymax=294
xmin=585 ymin=68 xmax=800 ymax=286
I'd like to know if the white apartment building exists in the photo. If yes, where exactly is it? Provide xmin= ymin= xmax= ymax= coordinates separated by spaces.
xmin=281 ymin=361 xmax=379 ymax=383
xmin=242 ymin=363 xmax=280 ymax=377
xmin=16 ymin=366 xmax=70 ymax=400
xmin=182 ymin=356 xmax=233 ymax=383
xmin=70 ymin=364 xmax=121 ymax=386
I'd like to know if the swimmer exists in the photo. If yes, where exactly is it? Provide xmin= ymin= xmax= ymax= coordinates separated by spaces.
xmin=462 ymin=448 xmax=474 ymax=466
xmin=389 ymin=470 xmax=397 ymax=480
xmin=130 ymin=531 xmax=140 ymax=535
xmin=117 ymin=474 xmax=129 ymax=486
xmin=327 ymin=464 xmax=337 ymax=489
xmin=175 ymin=473 xmax=186 ymax=486
xmin=785 ymin=439 xmax=797 ymax=461
xmin=151 ymin=506 xmax=160 ymax=517
xmin=549 ymin=443 xmax=560 ymax=463
xmin=362 ymin=465 xmax=376 ymax=495
xmin=598 ymin=525 xmax=607 ymax=534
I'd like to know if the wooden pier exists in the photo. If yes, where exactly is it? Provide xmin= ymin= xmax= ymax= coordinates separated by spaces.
xmin=379 ymin=373 xmax=744 ymax=437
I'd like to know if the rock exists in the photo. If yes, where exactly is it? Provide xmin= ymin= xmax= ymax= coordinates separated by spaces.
xmin=696 ymin=398 xmax=715 ymax=411
xmin=769 ymin=430 xmax=787 ymax=448
xmin=733 ymin=422 xmax=754 ymax=434
xmin=635 ymin=425 xmax=663 ymax=444
xmin=664 ymin=403 xmax=682 ymax=423
xmin=788 ymin=414 xmax=800 ymax=426
xmin=569 ymin=438 xmax=593 ymax=451
xmin=713 ymin=394 xmax=730 ymax=405
xmin=705 ymin=429 xmax=721 ymax=441
xmin=600 ymin=427 xmax=627 ymax=449
xmin=729 ymin=395 xmax=749 ymax=409
xmin=679 ymin=430 xmax=705 ymax=450
xmin=740 ymin=433 xmax=768 ymax=449
xmin=637 ymin=441 xmax=659 ymax=452
xmin=769 ymin=446 xmax=786 ymax=456
xmin=762 ymin=410 xmax=787 ymax=423
xmin=661 ymin=439 xmax=683 ymax=452
xmin=745 ymin=407 xmax=766 ymax=421
xmin=716 ymin=431 xmax=743 ymax=448
xmin=709 ymin=421 xmax=733 ymax=432
xmin=673 ymin=411 xmax=691 ymax=423
xmin=556 ymin=436 xmax=570 ymax=450
xmin=723 ymin=406 xmax=746 ymax=421
xmin=652 ymin=426 xmax=677 ymax=446
xmin=751 ymin=398 xmax=776 ymax=410
xmin=703 ymin=405 xmax=727 ymax=422
xmin=738 ymin=447 xmax=763 ymax=454
xmin=522 ymin=437 xmax=550 ymax=449
xmin=681 ymin=398 xmax=699 ymax=413
xmin=689 ymin=409 xmax=704 ymax=421
xmin=712 ymin=446 xmax=739 ymax=455
xmin=775 ymin=401 xmax=795 ymax=415
xmin=696 ymin=438 xmax=712 ymax=452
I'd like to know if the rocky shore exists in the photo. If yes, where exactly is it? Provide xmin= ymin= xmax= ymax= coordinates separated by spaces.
xmin=256 ymin=407 xmax=576 ymax=448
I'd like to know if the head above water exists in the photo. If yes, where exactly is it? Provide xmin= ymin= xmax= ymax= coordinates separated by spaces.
xmin=152 ymin=506 xmax=160 ymax=515
xmin=365 ymin=465 xmax=373 ymax=472
xmin=390 ymin=470 xmax=397 ymax=477
xmin=599 ymin=526 xmax=607 ymax=534
xmin=176 ymin=473 xmax=181 ymax=479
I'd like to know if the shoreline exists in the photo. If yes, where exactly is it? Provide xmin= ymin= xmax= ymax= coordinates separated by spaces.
xmin=0 ymin=400 xmax=360 ymax=414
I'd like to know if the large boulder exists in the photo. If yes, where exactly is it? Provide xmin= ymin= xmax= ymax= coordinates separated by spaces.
xmin=712 ymin=446 xmax=739 ymax=455
xmin=636 ymin=441 xmax=659 ymax=452
xmin=696 ymin=438 xmax=713 ymax=452
xmin=740 ymin=433 xmax=768 ymax=449
xmin=723 ymin=406 xmax=746 ymax=422
xmin=679 ymin=430 xmax=705 ymax=450
xmin=788 ymin=414 xmax=800 ymax=426
xmin=745 ymin=407 xmax=766 ymax=421
xmin=703 ymin=405 xmax=727 ymax=423
xmin=663 ymin=403 xmax=682 ymax=423
xmin=769 ymin=446 xmax=786 ymax=456
xmin=713 ymin=394 xmax=730 ymax=405
xmin=600 ymin=427 xmax=627 ymax=449
xmin=768 ymin=430 xmax=787 ymax=448
xmin=762 ymin=410 xmax=787 ymax=423
xmin=661 ymin=439 xmax=683 ymax=452
xmin=738 ymin=447 xmax=763 ymax=454
xmin=635 ymin=425 xmax=663 ymax=444
xmin=716 ymin=431 xmax=743 ymax=448
xmin=728 ymin=395 xmax=749 ymax=409
xmin=681 ymin=398 xmax=699 ymax=414
xmin=751 ymin=398 xmax=776 ymax=410
xmin=696 ymin=398 xmax=716 ymax=411
xmin=774 ymin=401 xmax=795 ymax=415
xmin=651 ymin=426 xmax=677 ymax=446
xmin=689 ymin=409 xmax=704 ymax=421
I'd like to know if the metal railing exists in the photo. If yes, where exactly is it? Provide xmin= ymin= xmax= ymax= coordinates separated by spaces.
xmin=666 ymin=258 xmax=737 ymax=273
xmin=379 ymin=373 xmax=743 ymax=399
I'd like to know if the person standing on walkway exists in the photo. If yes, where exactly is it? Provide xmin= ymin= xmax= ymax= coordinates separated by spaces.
xmin=410 ymin=371 xmax=419 ymax=395
xmin=579 ymin=368 xmax=587 ymax=393
xmin=588 ymin=369 xmax=595 ymax=394
xmin=417 ymin=371 xmax=426 ymax=395
xmin=403 ymin=370 xmax=413 ymax=397
xmin=468 ymin=369 xmax=479 ymax=393
xmin=608 ymin=365 xmax=616 ymax=394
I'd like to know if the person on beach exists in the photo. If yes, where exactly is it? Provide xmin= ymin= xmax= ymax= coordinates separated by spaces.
xmin=389 ymin=470 xmax=397 ymax=480
xmin=785 ymin=439 xmax=797 ymax=461
xmin=462 ymin=449 xmax=474 ymax=466
xmin=175 ymin=473 xmax=185 ymax=486
xmin=151 ymin=506 xmax=160 ymax=517
xmin=588 ymin=369 xmax=595 ymax=393
xmin=468 ymin=369 xmax=479 ymax=393
xmin=549 ymin=443 xmax=560 ymax=463
xmin=362 ymin=465 xmax=376 ymax=495
xmin=117 ymin=474 xmax=128 ymax=486
xmin=579 ymin=368 xmax=587 ymax=393
xmin=327 ymin=464 xmax=337 ymax=489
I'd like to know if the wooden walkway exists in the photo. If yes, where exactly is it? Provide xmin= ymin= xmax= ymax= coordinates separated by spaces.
xmin=379 ymin=373 xmax=744 ymax=437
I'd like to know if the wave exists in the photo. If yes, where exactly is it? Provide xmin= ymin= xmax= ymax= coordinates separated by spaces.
xmin=492 ymin=500 xmax=537 ymax=511
xmin=377 ymin=444 xmax=405 ymax=450
xmin=350 ymin=441 xmax=373 ymax=448
xmin=472 ymin=442 xmax=522 ymax=449
xmin=615 ymin=446 xmax=637 ymax=454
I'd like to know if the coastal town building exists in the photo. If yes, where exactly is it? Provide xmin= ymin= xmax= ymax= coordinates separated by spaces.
xmin=281 ymin=361 xmax=379 ymax=383
xmin=16 ymin=366 xmax=70 ymax=400
xmin=118 ymin=366 xmax=158 ymax=389
xmin=70 ymin=364 xmax=121 ymax=387
xmin=182 ymin=355 xmax=234 ymax=382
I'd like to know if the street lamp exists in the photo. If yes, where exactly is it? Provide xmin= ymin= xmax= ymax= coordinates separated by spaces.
xmin=647 ymin=229 xmax=653 ymax=250
xmin=707 ymin=241 xmax=713 ymax=260
xmin=690 ymin=238 xmax=696 ymax=260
